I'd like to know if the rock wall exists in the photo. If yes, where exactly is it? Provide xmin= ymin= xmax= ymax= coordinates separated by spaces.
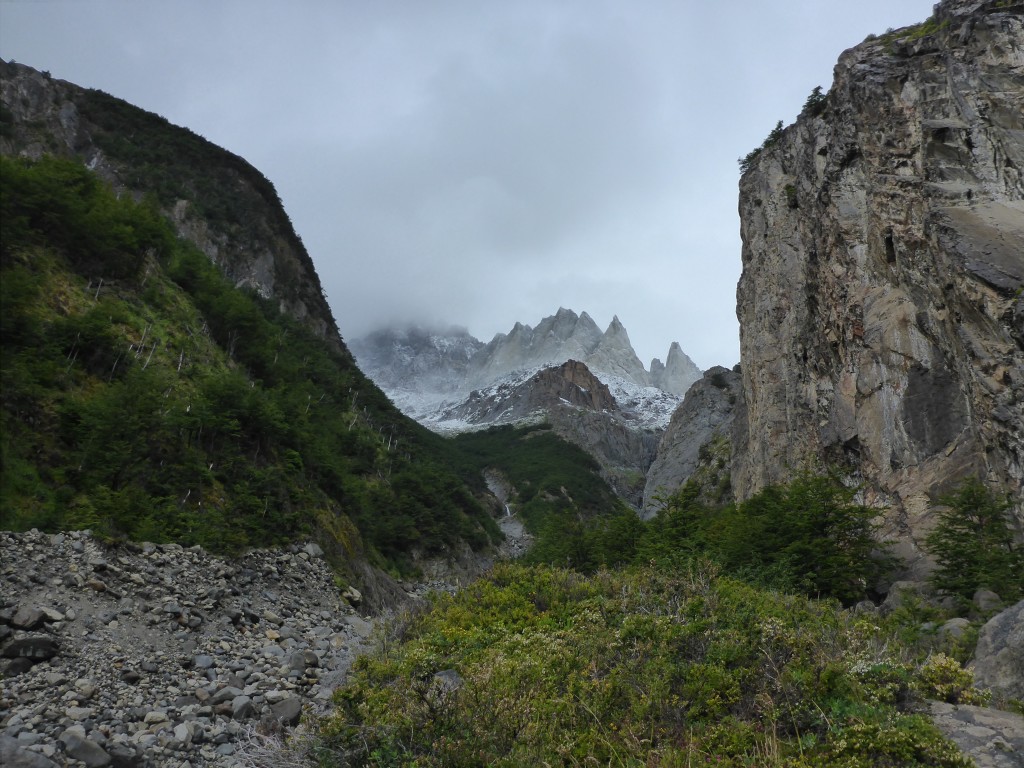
xmin=734 ymin=0 xmax=1024 ymax=573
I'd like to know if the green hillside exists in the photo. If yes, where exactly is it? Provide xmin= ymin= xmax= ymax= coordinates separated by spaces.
xmin=0 ymin=154 xmax=500 ymax=572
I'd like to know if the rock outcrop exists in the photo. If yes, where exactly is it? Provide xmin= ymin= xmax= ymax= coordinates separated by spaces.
xmin=733 ymin=0 xmax=1024 ymax=573
xmin=972 ymin=599 xmax=1024 ymax=703
xmin=642 ymin=367 xmax=742 ymax=518
xmin=0 ymin=60 xmax=340 ymax=347
xmin=651 ymin=342 xmax=704 ymax=397
xmin=439 ymin=359 xmax=618 ymax=424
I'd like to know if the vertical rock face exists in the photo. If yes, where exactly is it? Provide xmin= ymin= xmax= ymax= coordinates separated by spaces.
xmin=734 ymin=0 xmax=1024 ymax=570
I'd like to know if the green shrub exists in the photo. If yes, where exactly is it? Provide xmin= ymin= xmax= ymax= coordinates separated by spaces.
xmin=924 ymin=477 xmax=1023 ymax=603
xmin=802 ymin=85 xmax=828 ymax=117
xmin=739 ymin=120 xmax=784 ymax=174
xmin=640 ymin=471 xmax=893 ymax=604
xmin=317 ymin=563 xmax=973 ymax=767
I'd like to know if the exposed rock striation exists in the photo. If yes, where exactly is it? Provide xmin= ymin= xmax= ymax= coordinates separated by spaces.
xmin=733 ymin=0 xmax=1024 ymax=572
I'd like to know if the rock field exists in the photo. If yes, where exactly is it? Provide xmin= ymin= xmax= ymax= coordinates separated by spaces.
xmin=0 ymin=529 xmax=386 ymax=767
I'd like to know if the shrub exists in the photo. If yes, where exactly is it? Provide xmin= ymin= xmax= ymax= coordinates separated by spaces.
xmin=739 ymin=120 xmax=785 ymax=174
xmin=802 ymin=85 xmax=827 ymax=117
xmin=316 ymin=563 xmax=973 ymax=767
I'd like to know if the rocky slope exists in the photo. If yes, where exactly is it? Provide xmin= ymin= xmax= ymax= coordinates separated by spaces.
xmin=642 ymin=367 xmax=742 ymax=518
xmin=0 ymin=60 xmax=339 ymax=346
xmin=733 ymin=0 xmax=1024 ymax=573
xmin=0 ymin=529 xmax=381 ymax=767
xmin=437 ymin=360 xmax=662 ymax=506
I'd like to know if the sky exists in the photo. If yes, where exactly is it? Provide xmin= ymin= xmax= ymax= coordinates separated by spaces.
xmin=0 ymin=1 xmax=936 ymax=370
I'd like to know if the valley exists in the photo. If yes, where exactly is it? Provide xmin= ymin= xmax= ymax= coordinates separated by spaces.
xmin=2 ymin=0 xmax=1024 ymax=765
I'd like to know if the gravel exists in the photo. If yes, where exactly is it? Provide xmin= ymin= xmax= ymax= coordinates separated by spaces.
xmin=0 ymin=529 xmax=387 ymax=767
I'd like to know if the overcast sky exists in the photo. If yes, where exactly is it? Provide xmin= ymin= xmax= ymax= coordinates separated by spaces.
xmin=1 ymin=1 xmax=935 ymax=370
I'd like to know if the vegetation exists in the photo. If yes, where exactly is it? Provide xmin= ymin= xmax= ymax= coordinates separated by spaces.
xmin=924 ymin=478 xmax=1023 ymax=605
xmin=311 ymin=474 xmax=1019 ymax=765
xmin=802 ymin=85 xmax=828 ymax=118
xmin=738 ymin=120 xmax=784 ymax=175
xmin=319 ymin=562 xmax=976 ymax=767
xmin=879 ymin=16 xmax=951 ymax=51
xmin=448 ymin=424 xmax=639 ymax=569
xmin=507 ymin=467 xmax=893 ymax=606
xmin=0 ymin=155 xmax=499 ymax=572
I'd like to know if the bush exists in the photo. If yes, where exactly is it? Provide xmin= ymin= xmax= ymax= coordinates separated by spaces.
xmin=641 ymin=471 xmax=893 ymax=604
xmin=802 ymin=85 xmax=828 ymax=117
xmin=739 ymin=120 xmax=784 ymax=174
xmin=316 ymin=563 xmax=973 ymax=767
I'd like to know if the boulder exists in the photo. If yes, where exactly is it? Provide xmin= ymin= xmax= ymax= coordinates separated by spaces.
xmin=973 ymin=589 xmax=1003 ymax=614
xmin=0 ymin=734 xmax=61 ymax=768
xmin=11 ymin=606 xmax=47 ymax=630
xmin=59 ymin=726 xmax=111 ymax=768
xmin=2 ymin=635 xmax=60 ymax=661
xmin=971 ymin=599 xmax=1024 ymax=701
xmin=269 ymin=697 xmax=303 ymax=726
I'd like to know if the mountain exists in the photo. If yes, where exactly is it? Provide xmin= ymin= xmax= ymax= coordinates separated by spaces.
xmin=0 ymin=61 xmax=504 ymax=589
xmin=347 ymin=325 xmax=484 ymax=419
xmin=731 ymin=0 xmax=1024 ymax=574
xmin=352 ymin=310 xmax=699 ymax=506
xmin=642 ymin=366 xmax=742 ymax=518
xmin=0 ymin=60 xmax=337 ymax=346
xmin=353 ymin=308 xmax=701 ymax=427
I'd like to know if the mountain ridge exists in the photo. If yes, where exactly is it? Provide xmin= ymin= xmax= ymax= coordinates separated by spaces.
xmin=351 ymin=307 xmax=701 ymax=426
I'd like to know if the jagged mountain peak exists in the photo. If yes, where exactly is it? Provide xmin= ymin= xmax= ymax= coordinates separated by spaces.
xmin=353 ymin=308 xmax=703 ymax=430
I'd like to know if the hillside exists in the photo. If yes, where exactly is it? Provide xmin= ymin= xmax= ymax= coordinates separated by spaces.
xmin=0 ymin=59 xmax=337 ymax=345
xmin=0 ymin=154 xmax=503 ymax=587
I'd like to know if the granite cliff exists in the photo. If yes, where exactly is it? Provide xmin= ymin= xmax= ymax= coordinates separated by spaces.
xmin=733 ymin=0 xmax=1024 ymax=572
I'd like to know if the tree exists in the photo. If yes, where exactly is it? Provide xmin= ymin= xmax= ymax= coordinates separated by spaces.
xmin=924 ymin=478 xmax=1022 ymax=603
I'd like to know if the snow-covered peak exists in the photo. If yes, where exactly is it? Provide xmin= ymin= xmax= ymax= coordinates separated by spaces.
xmin=351 ymin=309 xmax=700 ymax=428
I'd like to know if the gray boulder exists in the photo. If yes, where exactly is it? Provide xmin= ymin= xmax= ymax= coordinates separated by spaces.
xmin=0 ymin=734 xmax=61 ymax=768
xmin=971 ymin=599 xmax=1024 ymax=701
xmin=2 ymin=635 xmax=60 ymax=661
xmin=269 ymin=697 xmax=303 ymax=726
xmin=59 ymin=726 xmax=111 ymax=767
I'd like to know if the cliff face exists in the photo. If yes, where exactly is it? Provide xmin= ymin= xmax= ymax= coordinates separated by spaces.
xmin=734 ymin=0 xmax=1024 ymax=570
xmin=0 ymin=60 xmax=340 ymax=346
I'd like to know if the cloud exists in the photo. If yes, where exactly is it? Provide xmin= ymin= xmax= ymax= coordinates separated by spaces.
xmin=1 ymin=0 xmax=937 ymax=369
